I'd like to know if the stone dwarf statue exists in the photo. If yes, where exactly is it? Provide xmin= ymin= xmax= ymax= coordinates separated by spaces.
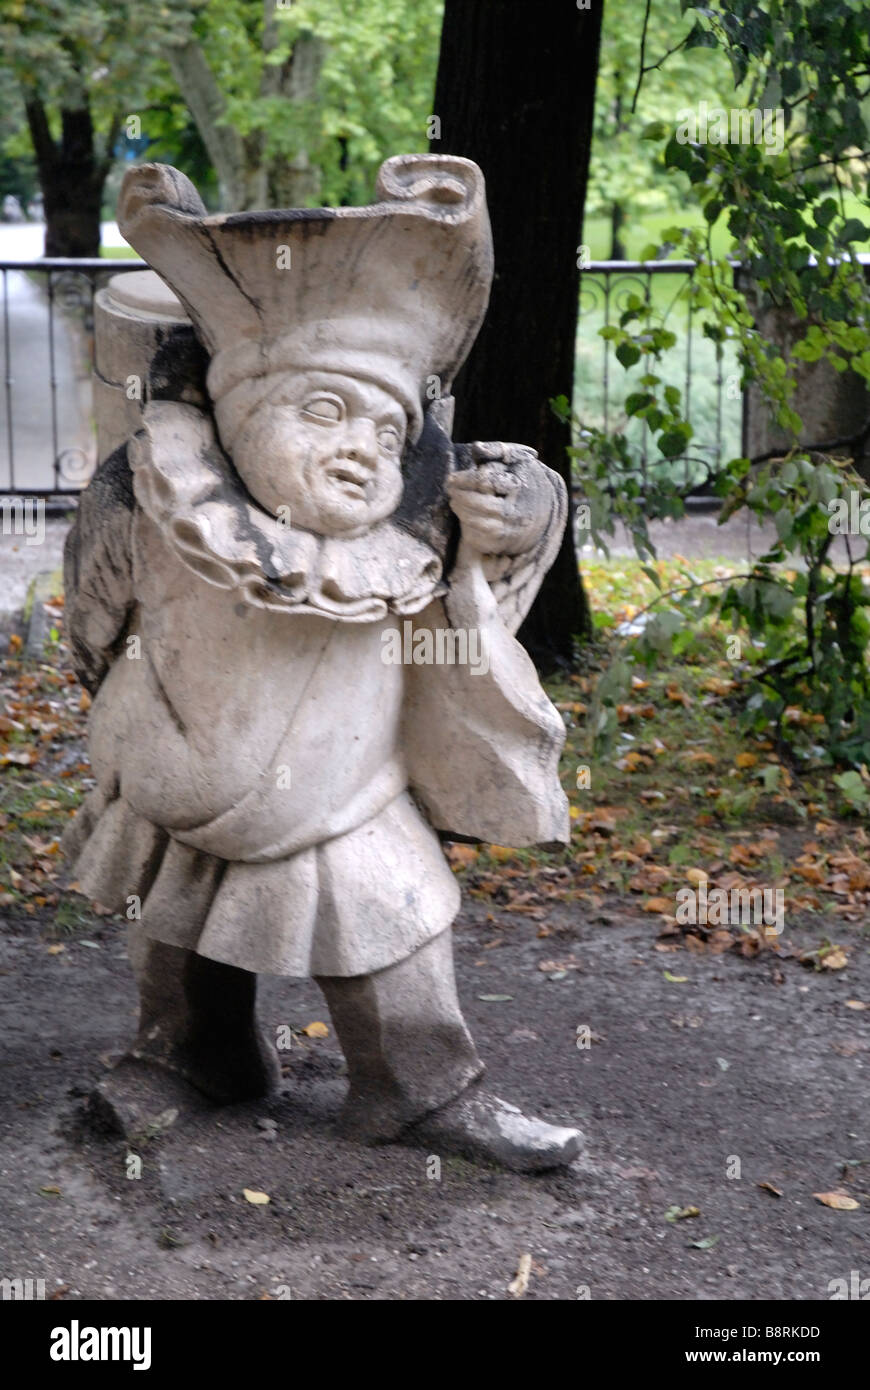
xmin=63 ymin=154 xmax=581 ymax=1170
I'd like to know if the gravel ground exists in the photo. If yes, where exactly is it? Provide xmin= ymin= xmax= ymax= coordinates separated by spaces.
xmin=1 ymin=900 xmax=867 ymax=1302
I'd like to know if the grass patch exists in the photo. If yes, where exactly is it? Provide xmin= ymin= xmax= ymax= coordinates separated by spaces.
xmin=449 ymin=554 xmax=870 ymax=958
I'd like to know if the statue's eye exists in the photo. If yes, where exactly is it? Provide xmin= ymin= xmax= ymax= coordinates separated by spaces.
xmin=377 ymin=425 xmax=403 ymax=454
xmin=302 ymin=396 xmax=343 ymax=422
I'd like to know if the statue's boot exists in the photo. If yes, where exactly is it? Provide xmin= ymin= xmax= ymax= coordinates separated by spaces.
xmin=317 ymin=931 xmax=582 ymax=1173
xmin=91 ymin=927 xmax=279 ymax=1138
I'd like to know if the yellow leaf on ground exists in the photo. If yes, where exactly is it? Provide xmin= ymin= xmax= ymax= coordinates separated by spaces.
xmin=508 ymin=1252 xmax=532 ymax=1299
xmin=243 ymin=1189 xmax=270 ymax=1205
xmin=447 ymin=844 xmax=478 ymax=868
xmin=666 ymin=684 xmax=692 ymax=707
xmin=686 ymin=868 xmax=708 ymax=885
xmin=821 ymin=949 xmax=849 ymax=971
xmin=302 ymin=1021 xmax=329 ymax=1037
xmin=735 ymin=752 xmax=758 ymax=768
xmin=814 ymin=1192 xmax=859 ymax=1210
xmin=643 ymin=897 xmax=673 ymax=913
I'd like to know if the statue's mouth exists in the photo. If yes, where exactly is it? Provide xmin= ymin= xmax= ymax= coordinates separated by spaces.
xmin=327 ymin=465 xmax=368 ymax=499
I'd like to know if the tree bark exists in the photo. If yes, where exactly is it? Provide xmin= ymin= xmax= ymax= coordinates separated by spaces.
xmin=610 ymin=200 xmax=627 ymax=260
xmin=25 ymin=100 xmax=105 ymax=257
xmin=169 ymin=19 xmax=324 ymax=211
xmin=432 ymin=0 xmax=603 ymax=669
xmin=167 ymin=41 xmax=250 ymax=210
xmin=261 ymin=6 xmax=324 ymax=208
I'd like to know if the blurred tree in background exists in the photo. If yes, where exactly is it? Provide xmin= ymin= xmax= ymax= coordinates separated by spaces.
xmin=0 ymin=0 xmax=193 ymax=254
xmin=158 ymin=0 xmax=442 ymax=209
xmin=588 ymin=0 xmax=734 ymax=259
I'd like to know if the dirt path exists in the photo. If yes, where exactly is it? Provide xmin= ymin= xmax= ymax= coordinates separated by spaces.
xmin=1 ymin=900 xmax=867 ymax=1301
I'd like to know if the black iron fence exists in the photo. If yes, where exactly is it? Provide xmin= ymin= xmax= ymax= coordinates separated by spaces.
xmin=5 ymin=254 xmax=865 ymax=501
xmin=1 ymin=257 xmax=144 ymax=496
xmin=0 ymin=254 xmax=744 ymax=500
xmin=575 ymin=258 xmax=745 ymax=496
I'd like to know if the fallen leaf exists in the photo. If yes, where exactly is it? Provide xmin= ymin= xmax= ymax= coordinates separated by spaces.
xmin=664 ymin=971 xmax=689 ymax=983
xmin=821 ymin=949 xmax=849 ymax=971
xmin=845 ymin=1000 xmax=869 ymax=1011
xmin=666 ymin=684 xmax=692 ymax=707
xmin=508 ymin=1251 xmax=532 ymax=1299
xmin=689 ymin=1235 xmax=720 ymax=1249
xmin=735 ymin=752 xmax=758 ymax=769
xmin=301 ymin=1021 xmax=329 ymax=1037
xmin=39 ymin=1185 xmax=62 ymax=1198
xmin=758 ymin=1181 xmax=782 ymax=1198
xmin=643 ymin=896 xmax=673 ymax=914
xmin=478 ymin=994 xmax=513 ymax=1002
xmin=446 ymin=844 xmax=478 ymax=868
xmin=665 ymin=1204 xmax=700 ymax=1221
xmin=243 ymin=1189 xmax=270 ymax=1205
xmin=814 ymin=1192 xmax=859 ymax=1211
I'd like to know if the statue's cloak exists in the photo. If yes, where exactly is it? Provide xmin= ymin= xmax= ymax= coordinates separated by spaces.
xmin=62 ymin=402 xmax=569 ymax=976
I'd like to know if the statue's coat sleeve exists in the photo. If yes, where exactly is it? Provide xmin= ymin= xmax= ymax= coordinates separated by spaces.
xmin=63 ymin=445 xmax=137 ymax=695
xmin=404 ymin=540 xmax=571 ymax=851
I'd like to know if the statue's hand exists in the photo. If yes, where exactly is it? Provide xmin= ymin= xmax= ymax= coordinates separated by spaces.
xmin=446 ymin=442 xmax=552 ymax=556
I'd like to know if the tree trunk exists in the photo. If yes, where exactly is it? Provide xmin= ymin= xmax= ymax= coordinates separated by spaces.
xmin=432 ymin=0 xmax=603 ymax=670
xmin=167 ymin=41 xmax=250 ymax=209
xmin=169 ymin=20 xmax=324 ymax=211
xmin=25 ymin=101 xmax=105 ymax=257
xmin=610 ymin=200 xmax=627 ymax=261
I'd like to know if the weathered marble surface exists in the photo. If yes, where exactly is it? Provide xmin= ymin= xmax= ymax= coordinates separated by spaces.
xmin=64 ymin=155 xmax=580 ymax=1170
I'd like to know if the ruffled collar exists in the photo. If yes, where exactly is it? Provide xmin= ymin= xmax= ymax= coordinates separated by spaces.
xmin=128 ymin=402 xmax=445 ymax=622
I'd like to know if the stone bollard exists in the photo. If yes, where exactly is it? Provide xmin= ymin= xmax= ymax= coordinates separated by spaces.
xmin=93 ymin=269 xmax=208 ymax=465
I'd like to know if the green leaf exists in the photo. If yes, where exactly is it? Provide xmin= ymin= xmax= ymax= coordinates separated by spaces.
xmin=839 ymin=219 xmax=870 ymax=244
xmin=641 ymin=565 xmax=662 ymax=591
xmin=685 ymin=21 xmax=718 ymax=49
xmin=664 ymin=134 xmax=696 ymax=174
xmin=658 ymin=429 xmax=688 ymax=459
xmin=616 ymin=341 xmax=642 ymax=369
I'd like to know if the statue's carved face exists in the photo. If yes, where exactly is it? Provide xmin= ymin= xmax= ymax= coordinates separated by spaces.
xmin=228 ymin=370 xmax=407 ymax=536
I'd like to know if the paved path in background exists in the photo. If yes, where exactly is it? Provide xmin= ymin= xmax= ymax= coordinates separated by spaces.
xmin=0 ymin=517 xmax=69 ymax=624
xmin=585 ymin=510 xmax=868 ymax=566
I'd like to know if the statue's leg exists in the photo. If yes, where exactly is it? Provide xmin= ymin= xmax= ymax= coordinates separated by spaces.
xmin=90 ymin=925 xmax=279 ymax=1136
xmin=316 ymin=930 xmax=582 ymax=1172
xmin=316 ymin=929 xmax=484 ymax=1144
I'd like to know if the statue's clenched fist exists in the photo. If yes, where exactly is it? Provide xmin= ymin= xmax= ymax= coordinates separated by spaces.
xmin=446 ymin=442 xmax=553 ymax=557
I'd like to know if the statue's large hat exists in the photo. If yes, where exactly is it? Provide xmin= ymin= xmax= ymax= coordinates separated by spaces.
xmin=117 ymin=155 xmax=493 ymax=441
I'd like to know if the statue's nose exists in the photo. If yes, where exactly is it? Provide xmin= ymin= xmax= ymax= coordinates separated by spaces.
xmin=340 ymin=417 xmax=378 ymax=466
